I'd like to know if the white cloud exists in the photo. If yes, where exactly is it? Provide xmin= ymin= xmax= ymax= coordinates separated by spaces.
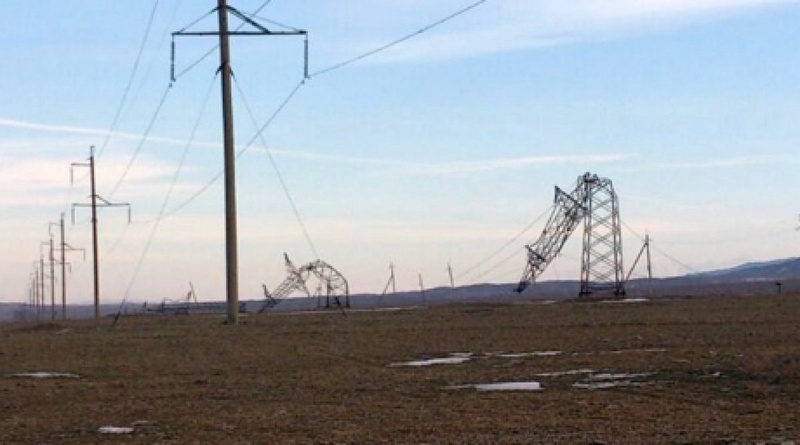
xmin=342 ymin=0 xmax=800 ymax=64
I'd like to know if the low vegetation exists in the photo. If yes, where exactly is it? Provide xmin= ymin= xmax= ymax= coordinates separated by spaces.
xmin=1 ymin=295 xmax=798 ymax=443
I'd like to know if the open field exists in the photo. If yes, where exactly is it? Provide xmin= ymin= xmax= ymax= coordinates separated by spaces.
xmin=1 ymin=295 xmax=799 ymax=444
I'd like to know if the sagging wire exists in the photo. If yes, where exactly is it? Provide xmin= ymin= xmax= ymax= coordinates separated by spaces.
xmin=156 ymin=0 xmax=488 ymax=220
xmin=97 ymin=0 xmax=161 ymax=159
xmin=159 ymin=78 xmax=307 ymax=219
xmin=112 ymin=73 xmax=218 ymax=320
xmin=309 ymin=0 xmax=489 ymax=79
xmin=107 ymin=81 xmax=174 ymax=200
xmin=233 ymin=75 xmax=320 ymax=260
xmin=456 ymin=204 xmax=554 ymax=281
xmin=621 ymin=220 xmax=699 ymax=275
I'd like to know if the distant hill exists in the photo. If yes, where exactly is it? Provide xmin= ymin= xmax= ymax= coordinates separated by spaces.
xmin=685 ymin=257 xmax=800 ymax=282
xmin=2 ymin=257 xmax=798 ymax=322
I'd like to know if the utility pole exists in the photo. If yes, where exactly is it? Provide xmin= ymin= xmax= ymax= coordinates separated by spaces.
xmin=381 ymin=262 xmax=396 ymax=296
xmin=218 ymin=0 xmax=239 ymax=325
xmin=52 ymin=213 xmax=84 ymax=320
xmin=39 ymin=255 xmax=45 ymax=318
xmin=48 ymin=233 xmax=56 ymax=320
xmin=72 ymin=146 xmax=130 ymax=319
xmin=645 ymin=233 xmax=653 ymax=297
xmin=419 ymin=273 xmax=426 ymax=304
xmin=173 ymin=2 xmax=307 ymax=325
xmin=447 ymin=262 xmax=455 ymax=289
xmin=60 ymin=214 xmax=67 ymax=319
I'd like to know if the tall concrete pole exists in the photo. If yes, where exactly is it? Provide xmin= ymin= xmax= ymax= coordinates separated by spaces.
xmin=40 ymin=255 xmax=45 ymax=319
xmin=60 ymin=213 xmax=67 ymax=320
xmin=217 ymin=0 xmax=239 ymax=324
xmin=89 ymin=147 xmax=100 ymax=320
xmin=49 ymin=234 xmax=55 ymax=320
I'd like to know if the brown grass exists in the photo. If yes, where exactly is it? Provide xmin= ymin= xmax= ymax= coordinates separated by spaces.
xmin=1 ymin=295 xmax=799 ymax=443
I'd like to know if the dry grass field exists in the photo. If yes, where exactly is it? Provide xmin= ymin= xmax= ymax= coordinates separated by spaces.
xmin=1 ymin=295 xmax=799 ymax=444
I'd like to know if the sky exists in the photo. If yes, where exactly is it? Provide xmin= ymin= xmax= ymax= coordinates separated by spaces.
xmin=1 ymin=0 xmax=800 ymax=304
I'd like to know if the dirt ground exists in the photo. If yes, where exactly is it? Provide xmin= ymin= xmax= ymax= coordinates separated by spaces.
xmin=1 ymin=294 xmax=798 ymax=444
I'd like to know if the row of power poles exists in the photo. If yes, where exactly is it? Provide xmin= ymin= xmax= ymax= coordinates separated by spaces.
xmin=28 ymin=214 xmax=83 ymax=321
xmin=27 ymin=146 xmax=129 ymax=321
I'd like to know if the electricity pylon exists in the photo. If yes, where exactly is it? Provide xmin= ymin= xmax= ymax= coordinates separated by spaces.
xmin=516 ymin=173 xmax=626 ymax=298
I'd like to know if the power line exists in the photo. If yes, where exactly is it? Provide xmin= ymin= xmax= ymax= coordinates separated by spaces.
xmin=158 ymin=78 xmax=306 ymax=220
xmin=310 ymin=0 xmax=489 ymax=78
xmin=151 ymin=0 xmax=489 ymax=219
xmin=107 ymin=82 xmax=174 ymax=199
xmin=456 ymin=204 xmax=553 ymax=280
xmin=621 ymin=221 xmax=698 ymax=275
xmin=119 ymin=74 xmax=219 ymax=305
xmin=97 ymin=0 xmax=161 ymax=159
xmin=233 ymin=76 xmax=320 ymax=260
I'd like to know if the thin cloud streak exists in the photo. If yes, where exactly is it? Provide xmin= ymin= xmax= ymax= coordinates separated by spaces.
xmin=1 ymin=116 xmax=629 ymax=175
xmin=657 ymin=155 xmax=794 ymax=170
xmin=350 ymin=0 xmax=800 ymax=64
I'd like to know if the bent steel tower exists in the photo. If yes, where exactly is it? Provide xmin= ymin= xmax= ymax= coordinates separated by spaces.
xmin=516 ymin=172 xmax=625 ymax=298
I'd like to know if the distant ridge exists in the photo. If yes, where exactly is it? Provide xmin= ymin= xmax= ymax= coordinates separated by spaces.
xmin=2 ymin=257 xmax=799 ymax=322
xmin=686 ymin=257 xmax=800 ymax=282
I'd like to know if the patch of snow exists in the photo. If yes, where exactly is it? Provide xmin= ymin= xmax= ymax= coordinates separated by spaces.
xmin=589 ymin=372 xmax=651 ymax=381
xmin=9 ymin=372 xmax=80 ymax=379
xmin=98 ymin=426 xmax=134 ymax=435
xmin=536 ymin=369 xmax=595 ymax=378
xmin=492 ymin=351 xmax=562 ymax=359
xmin=602 ymin=298 xmax=649 ymax=304
xmin=389 ymin=354 xmax=472 ymax=367
xmin=449 ymin=381 xmax=543 ymax=392
xmin=573 ymin=380 xmax=646 ymax=390
xmin=606 ymin=348 xmax=668 ymax=354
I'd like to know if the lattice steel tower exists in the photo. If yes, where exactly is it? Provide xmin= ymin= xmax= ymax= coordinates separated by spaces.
xmin=578 ymin=174 xmax=625 ymax=297
xmin=515 ymin=172 xmax=625 ymax=298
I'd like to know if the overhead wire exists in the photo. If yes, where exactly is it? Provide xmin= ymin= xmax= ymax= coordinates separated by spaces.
xmin=621 ymin=220 xmax=699 ymax=275
xmin=456 ymin=204 xmax=554 ymax=280
xmin=233 ymin=76 xmax=320 ymax=260
xmin=309 ymin=0 xmax=489 ymax=78
xmin=107 ymin=82 xmax=174 ymax=200
xmin=159 ymin=78 xmax=306 ymax=219
xmin=119 ymin=73 xmax=219 ymax=304
xmin=159 ymin=0 xmax=489 ymax=218
xmin=97 ymin=0 xmax=161 ymax=159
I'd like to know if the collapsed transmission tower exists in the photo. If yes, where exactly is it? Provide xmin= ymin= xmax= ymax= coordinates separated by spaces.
xmin=261 ymin=253 xmax=350 ymax=311
xmin=515 ymin=172 xmax=625 ymax=298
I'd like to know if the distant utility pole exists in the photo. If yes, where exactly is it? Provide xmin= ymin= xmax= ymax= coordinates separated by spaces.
xmin=381 ymin=263 xmax=396 ymax=297
xmin=52 ymin=213 xmax=84 ymax=320
xmin=39 ymin=254 xmax=46 ymax=318
xmin=47 ymin=234 xmax=56 ymax=320
xmin=173 ymin=1 xmax=307 ymax=325
xmin=447 ymin=262 xmax=455 ymax=289
xmin=625 ymin=233 xmax=654 ymax=297
xmin=71 ymin=146 xmax=130 ymax=320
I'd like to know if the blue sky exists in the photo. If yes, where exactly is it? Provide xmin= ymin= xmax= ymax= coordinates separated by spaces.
xmin=2 ymin=1 xmax=799 ymax=304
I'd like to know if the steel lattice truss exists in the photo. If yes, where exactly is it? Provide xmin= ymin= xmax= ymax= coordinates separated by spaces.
xmin=262 ymin=254 xmax=350 ymax=311
xmin=515 ymin=181 xmax=587 ymax=293
xmin=516 ymin=172 xmax=625 ymax=297
xmin=579 ymin=175 xmax=625 ymax=297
